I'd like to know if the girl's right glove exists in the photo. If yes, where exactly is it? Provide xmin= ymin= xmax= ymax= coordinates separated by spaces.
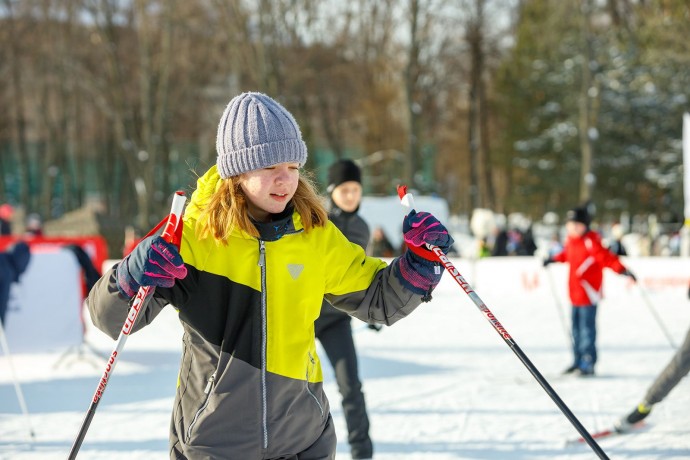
xmin=396 ymin=210 xmax=454 ymax=300
xmin=116 ymin=235 xmax=187 ymax=298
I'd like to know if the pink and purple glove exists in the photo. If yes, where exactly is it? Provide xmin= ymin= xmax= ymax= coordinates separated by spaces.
xmin=396 ymin=210 xmax=454 ymax=300
xmin=402 ymin=210 xmax=453 ymax=257
xmin=116 ymin=235 xmax=187 ymax=298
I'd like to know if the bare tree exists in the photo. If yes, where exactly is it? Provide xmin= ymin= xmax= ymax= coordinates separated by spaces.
xmin=458 ymin=0 xmax=513 ymax=211
xmin=0 ymin=0 xmax=31 ymax=208
xmin=79 ymin=0 xmax=184 ymax=228
xmin=338 ymin=0 xmax=404 ymax=163
xmin=578 ymin=0 xmax=598 ymax=203
xmin=465 ymin=0 xmax=498 ymax=210
xmin=404 ymin=0 xmax=422 ymax=188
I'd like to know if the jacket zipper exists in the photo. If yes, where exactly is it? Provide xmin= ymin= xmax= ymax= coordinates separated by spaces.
xmin=305 ymin=352 xmax=324 ymax=417
xmin=256 ymin=230 xmax=303 ymax=450
xmin=259 ymin=239 xmax=268 ymax=450
xmin=186 ymin=371 xmax=216 ymax=440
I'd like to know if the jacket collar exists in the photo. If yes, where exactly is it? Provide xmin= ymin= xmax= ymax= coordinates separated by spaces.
xmin=329 ymin=202 xmax=359 ymax=219
xmin=251 ymin=206 xmax=296 ymax=241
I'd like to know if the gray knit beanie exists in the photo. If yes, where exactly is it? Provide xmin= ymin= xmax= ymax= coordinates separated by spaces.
xmin=216 ymin=92 xmax=308 ymax=178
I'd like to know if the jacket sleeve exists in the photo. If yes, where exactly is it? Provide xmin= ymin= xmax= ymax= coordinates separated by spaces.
xmin=86 ymin=264 xmax=169 ymax=340
xmin=588 ymin=234 xmax=626 ymax=273
xmin=321 ymin=222 xmax=429 ymax=327
xmin=552 ymin=248 xmax=567 ymax=263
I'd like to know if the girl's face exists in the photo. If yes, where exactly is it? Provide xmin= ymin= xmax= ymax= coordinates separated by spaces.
xmin=331 ymin=181 xmax=362 ymax=213
xmin=239 ymin=163 xmax=300 ymax=222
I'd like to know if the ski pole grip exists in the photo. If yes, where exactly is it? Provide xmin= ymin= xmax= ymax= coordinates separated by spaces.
xmin=397 ymin=184 xmax=416 ymax=211
xmin=397 ymin=184 xmax=441 ymax=259
xmin=160 ymin=191 xmax=186 ymax=244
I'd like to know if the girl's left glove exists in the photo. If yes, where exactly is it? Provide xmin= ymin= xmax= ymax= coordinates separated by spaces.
xmin=116 ymin=235 xmax=187 ymax=298
xmin=396 ymin=210 xmax=454 ymax=299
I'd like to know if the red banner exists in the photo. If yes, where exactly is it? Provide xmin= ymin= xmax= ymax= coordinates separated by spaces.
xmin=0 ymin=235 xmax=108 ymax=270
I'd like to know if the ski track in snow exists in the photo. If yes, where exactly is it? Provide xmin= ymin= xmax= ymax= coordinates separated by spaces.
xmin=1 ymin=258 xmax=689 ymax=459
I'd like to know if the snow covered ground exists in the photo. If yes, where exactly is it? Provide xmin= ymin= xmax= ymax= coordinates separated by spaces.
xmin=1 ymin=257 xmax=689 ymax=459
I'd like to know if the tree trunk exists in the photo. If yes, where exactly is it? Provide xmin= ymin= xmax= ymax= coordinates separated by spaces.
xmin=4 ymin=0 xmax=30 ymax=210
xmin=405 ymin=0 xmax=420 ymax=188
xmin=468 ymin=20 xmax=481 ymax=209
xmin=578 ymin=0 xmax=597 ymax=203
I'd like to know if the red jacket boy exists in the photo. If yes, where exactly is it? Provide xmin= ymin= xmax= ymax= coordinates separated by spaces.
xmin=545 ymin=206 xmax=636 ymax=376
xmin=552 ymin=228 xmax=630 ymax=306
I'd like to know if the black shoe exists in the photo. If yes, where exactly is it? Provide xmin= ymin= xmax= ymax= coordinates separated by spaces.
xmin=351 ymin=440 xmax=373 ymax=460
xmin=573 ymin=367 xmax=595 ymax=377
xmin=615 ymin=403 xmax=652 ymax=432
xmin=562 ymin=365 xmax=579 ymax=375
xmin=626 ymin=403 xmax=652 ymax=424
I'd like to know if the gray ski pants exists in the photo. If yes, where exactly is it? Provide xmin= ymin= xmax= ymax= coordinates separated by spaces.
xmin=645 ymin=325 xmax=690 ymax=405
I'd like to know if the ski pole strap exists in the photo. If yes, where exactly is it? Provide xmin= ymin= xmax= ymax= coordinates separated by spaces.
xmin=404 ymin=239 xmax=440 ymax=262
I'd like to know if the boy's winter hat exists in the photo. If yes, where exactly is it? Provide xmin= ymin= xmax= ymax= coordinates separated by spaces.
xmin=327 ymin=159 xmax=361 ymax=192
xmin=566 ymin=206 xmax=590 ymax=226
xmin=216 ymin=92 xmax=307 ymax=178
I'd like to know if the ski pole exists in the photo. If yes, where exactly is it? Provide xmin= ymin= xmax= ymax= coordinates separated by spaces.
xmin=636 ymin=282 xmax=677 ymax=349
xmin=68 ymin=191 xmax=186 ymax=459
xmin=0 ymin=318 xmax=35 ymax=442
xmin=397 ymin=185 xmax=611 ymax=460
xmin=543 ymin=265 xmax=574 ymax=348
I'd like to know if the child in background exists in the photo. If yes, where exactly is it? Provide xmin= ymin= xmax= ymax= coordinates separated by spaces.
xmin=544 ymin=206 xmax=636 ymax=376
xmin=315 ymin=159 xmax=376 ymax=459
xmin=87 ymin=92 xmax=453 ymax=459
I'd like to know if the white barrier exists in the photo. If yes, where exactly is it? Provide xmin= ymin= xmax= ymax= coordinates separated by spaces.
xmin=4 ymin=249 xmax=83 ymax=354
xmin=3 ymin=253 xmax=687 ymax=355
xmin=447 ymin=256 xmax=688 ymax=299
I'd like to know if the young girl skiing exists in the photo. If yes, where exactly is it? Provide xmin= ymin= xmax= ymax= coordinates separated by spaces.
xmin=87 ymin=92 xmax=453 ymax=459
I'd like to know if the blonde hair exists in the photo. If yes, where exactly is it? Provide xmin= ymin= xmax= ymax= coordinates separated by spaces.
xmin=195 ymin=172 xmax=328 ymax=242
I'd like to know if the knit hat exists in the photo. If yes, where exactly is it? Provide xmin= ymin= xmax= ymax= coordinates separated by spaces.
xmin=566 ymin=206 xmax=590 ymax=226
xmin=216 ymin=92 xmax=308 ymax=178
xmin=327 ymin=159 xmax=361 ymax=192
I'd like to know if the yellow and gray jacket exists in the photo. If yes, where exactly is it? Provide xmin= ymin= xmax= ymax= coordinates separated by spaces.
xmin=87 ymin=166 xmax=431 ymax=459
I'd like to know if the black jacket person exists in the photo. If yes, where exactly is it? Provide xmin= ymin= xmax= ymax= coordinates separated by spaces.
xmin=315 ymin=159 xmax=374 ymax=460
